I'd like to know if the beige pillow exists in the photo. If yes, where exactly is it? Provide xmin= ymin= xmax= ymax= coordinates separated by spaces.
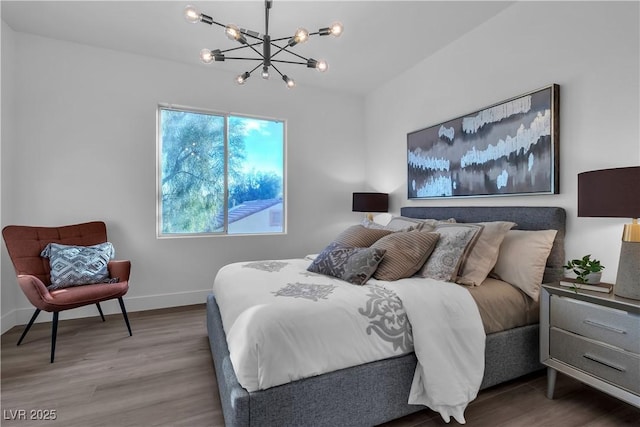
xmin=456 ymin=221 xmax=516 ymax=286
xmin=333 ymin=225 xmax=393 ymax=247
xmin=371 ymin=231 xmax=440 ymax=281
xmin=491 ymin=229 xmax=558 ymax=301
xmin=417 ymin=223 xmax=483 ymax=281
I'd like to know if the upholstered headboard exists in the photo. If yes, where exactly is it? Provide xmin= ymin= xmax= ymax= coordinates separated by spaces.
xmin=400 ymin=206 xmax=566 ymax=284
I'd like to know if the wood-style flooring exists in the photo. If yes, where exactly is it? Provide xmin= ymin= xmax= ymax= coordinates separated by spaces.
xmin=1 ymin=304 xmax=638 ymax=427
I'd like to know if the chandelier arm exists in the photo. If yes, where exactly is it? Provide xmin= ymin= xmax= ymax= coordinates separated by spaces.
xmin=219 ymin=42 xmax=262 ymax=54
xmin=249 ymin=63 xmax=262 ymax=74
xmin=202 ymin=14 xmax=262 ymax=43
xmin=269 ymin=43 xmax=290 ymax=60
xmin=269 ymin=43 xmax=309 ymax=62
xmin=223 ymin=57 xmax=264 ymax=61
xmin=200 ymin=14 xmax=226 ymax=29
xmin=270 ymin=59 xmax=308 ymax=66
xmin=269 ymin=63 xmax=285 ymax=78
xmin=238 ymin=29 xmax=263 ymax=42
xmin=244 ymin=42 xmax=264 ymax=59
xmin=269 ymin=34 xmax=319 ymax=43
xmin=220 ymin=42 xmax=265 ymax=58
xmin=269 ymin=36 xmax=293 ymax=43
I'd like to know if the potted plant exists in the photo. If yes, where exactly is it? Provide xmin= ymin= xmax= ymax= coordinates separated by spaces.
xmin=564 ymin=255 xmax=605 ymax=284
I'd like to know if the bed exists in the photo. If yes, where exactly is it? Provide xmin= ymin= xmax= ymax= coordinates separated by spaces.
xmin=206 ymin=206 xmax=566 ymax=426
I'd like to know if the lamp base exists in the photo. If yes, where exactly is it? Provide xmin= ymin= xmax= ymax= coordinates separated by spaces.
xmin=614 ymin=241 xmax=640 ymax=300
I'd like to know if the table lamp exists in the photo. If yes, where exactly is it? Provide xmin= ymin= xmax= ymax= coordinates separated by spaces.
xmin=578 ymin=166 xmax=640 ymax=299
xmin=352 ymin=192 xmax=388 ymax=221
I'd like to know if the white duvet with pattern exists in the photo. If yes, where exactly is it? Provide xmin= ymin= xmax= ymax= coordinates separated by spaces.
xmin=213 ymin=258 xmax=484 ymax=424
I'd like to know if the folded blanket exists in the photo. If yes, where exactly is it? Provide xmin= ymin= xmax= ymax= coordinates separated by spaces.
xmin=386 ymin=279 xmax=485 ymax=424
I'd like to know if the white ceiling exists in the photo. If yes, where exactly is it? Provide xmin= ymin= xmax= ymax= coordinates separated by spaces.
xmin=1 ymin=1 xmax=514 ymax=95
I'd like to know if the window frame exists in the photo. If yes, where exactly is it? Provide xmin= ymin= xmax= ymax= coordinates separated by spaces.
xmin=156 ymin=104 xmax=287 ymax=238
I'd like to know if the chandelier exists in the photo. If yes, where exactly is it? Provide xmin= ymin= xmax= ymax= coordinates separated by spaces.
xmin=184 ymin=1 xmax=343 ymax=89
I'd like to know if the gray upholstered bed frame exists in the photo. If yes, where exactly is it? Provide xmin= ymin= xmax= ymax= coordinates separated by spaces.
xmin=206 ymin=206 xmax=566 ymax=426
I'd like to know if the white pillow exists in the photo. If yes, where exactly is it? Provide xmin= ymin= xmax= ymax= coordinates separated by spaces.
xmin=492 ymin=229 xmax=557 ymax=301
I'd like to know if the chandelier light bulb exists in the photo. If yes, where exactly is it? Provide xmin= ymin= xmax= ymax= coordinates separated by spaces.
xmin=282 ymin=75 xmax=296 ymax=88
xmin=183 ymin=5 xmax=200 ymax=24
xmin=294 ymin=28 xmax=309 ymax=44
xmin=199 ymin=49 xmax=214 ymax=64
xmin=316 ymin=60 xmax=329 ymax=72
xmin=330 ymin=21 xmax=343 ymax=37
xmin=236 ymin=72 xmax=250 ymax=85
xmin=261 ymin=67 xmax=270 ymax=79
xmin=225 ymin=24 xmax=245 ymax=43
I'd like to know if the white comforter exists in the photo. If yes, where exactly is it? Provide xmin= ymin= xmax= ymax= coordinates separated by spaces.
xmin=213 ymin=258 xmax=485 ymax=424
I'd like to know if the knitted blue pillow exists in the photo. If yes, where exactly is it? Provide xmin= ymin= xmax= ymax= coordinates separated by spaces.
xmin=41 ymin=242 xmax=115 ymax=290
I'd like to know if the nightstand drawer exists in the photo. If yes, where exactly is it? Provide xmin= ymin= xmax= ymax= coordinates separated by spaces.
xmin=550 ymin=328 xmax=640 ymax=394
xmin=550 ymin=295 xmax=640 ymax=353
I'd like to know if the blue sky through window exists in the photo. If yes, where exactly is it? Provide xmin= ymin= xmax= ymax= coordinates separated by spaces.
xmin=239 ymin=118 xmax=284 ymax=175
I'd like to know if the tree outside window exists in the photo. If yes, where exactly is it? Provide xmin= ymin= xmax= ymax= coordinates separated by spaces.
xmin=158 ymin=107 xmax=285 ymax=236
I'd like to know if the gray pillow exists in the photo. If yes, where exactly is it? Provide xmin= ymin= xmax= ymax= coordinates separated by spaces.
xmin=307 ymin=242 xmax=386 ymax=285
xmin=41 ymin=242 xmax=115 ymax=290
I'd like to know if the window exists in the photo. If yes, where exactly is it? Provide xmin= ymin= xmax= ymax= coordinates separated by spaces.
xmin=157 ymin=106 xmax=285 ymax=237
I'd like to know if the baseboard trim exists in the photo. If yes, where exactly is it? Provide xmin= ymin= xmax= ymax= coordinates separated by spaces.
xmin=0 ymin=289 xmax=212 ymax=335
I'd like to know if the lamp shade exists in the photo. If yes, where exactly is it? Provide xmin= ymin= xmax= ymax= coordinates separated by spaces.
xmin=578 ymin=166 xmax=640 ymax=218
xmin=352 ymin=192 xmax=388 ymax=213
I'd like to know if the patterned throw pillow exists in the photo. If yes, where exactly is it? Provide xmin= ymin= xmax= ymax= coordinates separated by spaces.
xmin=41 ymin=242 xmax=115 ymax=290
xmin=307 ymin=242 xmax=386 ymax=285
xmin=417 ymin=223 xmax=483 ymax=282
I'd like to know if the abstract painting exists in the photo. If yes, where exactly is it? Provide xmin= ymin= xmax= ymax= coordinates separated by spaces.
xmin=407 ymin=84 xmax=559 ymax=199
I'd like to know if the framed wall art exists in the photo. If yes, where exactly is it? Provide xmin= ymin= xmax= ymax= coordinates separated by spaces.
xmin=407 ymin=84 xmax=559 ymax=199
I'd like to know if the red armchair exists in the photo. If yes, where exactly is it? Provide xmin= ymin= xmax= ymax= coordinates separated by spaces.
xmin=2 ymin=221 xmax=132 ymax=362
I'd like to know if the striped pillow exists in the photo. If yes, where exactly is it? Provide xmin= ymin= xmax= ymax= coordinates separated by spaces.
xmin=333 ymin=225 xmax=393 ymax=247
xmin=371 ymin=231 xmax=440 ymax=281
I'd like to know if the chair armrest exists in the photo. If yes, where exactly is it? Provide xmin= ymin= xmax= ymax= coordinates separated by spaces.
xmin=17 ymin=274 xmax=52 ymax=311
xmin=108 ymin=260 xmax=131 ymax=282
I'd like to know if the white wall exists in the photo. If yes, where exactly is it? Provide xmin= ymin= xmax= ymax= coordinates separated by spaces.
xmin=0 ymin=26 xmax=366 ymax=332
xmin=1 ymin=19 xmax=17 ymax=327
xmin=364 ymin=1 xmax=640 ymax=283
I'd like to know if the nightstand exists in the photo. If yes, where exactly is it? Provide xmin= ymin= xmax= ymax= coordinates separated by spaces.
xmin=540 ymin=284 xmax=640 ymax=408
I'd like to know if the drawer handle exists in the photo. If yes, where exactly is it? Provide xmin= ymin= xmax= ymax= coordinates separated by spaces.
xmin=582 ymin=353 xmax=626 ymax=372
xmin=583 ymin=319 xmax=627 ymax=334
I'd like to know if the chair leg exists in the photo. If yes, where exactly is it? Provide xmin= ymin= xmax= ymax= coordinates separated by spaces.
xmin=118 ymin=297 xmax=132 ymax=336
xmin=17 ymin=309 xmax=41 ymax=346
xmin=50 ymin=312 xmax=59 ymax=363
xmin=96 ymin=302 xmax=105 ymax=322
